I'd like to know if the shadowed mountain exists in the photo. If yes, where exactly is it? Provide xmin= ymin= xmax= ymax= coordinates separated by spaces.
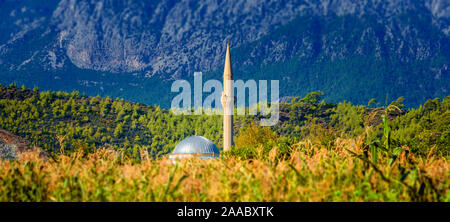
xmin=0 ymin=0 xmax=448 ymax=107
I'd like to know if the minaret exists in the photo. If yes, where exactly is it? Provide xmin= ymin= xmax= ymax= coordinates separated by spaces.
xmin=221 ymin=43 xmax=233 ymax=152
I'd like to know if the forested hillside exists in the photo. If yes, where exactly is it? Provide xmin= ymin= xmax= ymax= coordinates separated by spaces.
xmin=0 ymin=84 xmax=448 ymax=159
xmin=0 ymin=83 xmax=224 ymax=158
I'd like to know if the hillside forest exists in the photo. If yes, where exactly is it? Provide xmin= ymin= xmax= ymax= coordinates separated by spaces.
xmin=0 ymin=83 xmax=448 ymax=201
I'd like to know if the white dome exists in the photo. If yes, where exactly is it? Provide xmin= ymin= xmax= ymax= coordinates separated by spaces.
xmin=170 ymin=136 xmax=220 ymax=159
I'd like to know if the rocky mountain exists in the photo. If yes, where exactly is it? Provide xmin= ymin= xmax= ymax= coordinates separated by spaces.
xmin=0 ymin=0 xmax=449 ymax=107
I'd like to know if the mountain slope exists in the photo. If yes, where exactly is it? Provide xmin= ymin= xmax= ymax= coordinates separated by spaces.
xmin=0 ymin=0 xmax=448 ymax=107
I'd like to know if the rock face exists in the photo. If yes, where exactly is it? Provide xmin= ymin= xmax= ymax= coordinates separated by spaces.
xmin=0 ymin=129 xmax=48 ymax=160
xmin=1 ymin=0 xmax=448 ymax=75
xmin=0 ymin=0 xmax=448 ymax=107
xmin=0 ymin=129 xmax=33 ymax=160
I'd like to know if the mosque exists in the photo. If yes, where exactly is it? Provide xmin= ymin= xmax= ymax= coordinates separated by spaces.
xmin=168 ymin=43 xmax=234 ymax=160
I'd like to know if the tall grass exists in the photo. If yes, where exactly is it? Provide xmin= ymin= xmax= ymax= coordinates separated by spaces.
xmin=0 ymin=135 xmax=448 ymax=202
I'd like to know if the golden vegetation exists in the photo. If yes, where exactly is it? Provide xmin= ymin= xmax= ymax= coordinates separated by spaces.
xmin=1 ymin=135 xmax=448 ymax=202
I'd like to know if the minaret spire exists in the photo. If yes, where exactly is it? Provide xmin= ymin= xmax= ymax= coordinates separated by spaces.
xmin=221 ymin=42 xmax=233 ymax=152
xmin=224 ymin=43 xmax=233 ymax=80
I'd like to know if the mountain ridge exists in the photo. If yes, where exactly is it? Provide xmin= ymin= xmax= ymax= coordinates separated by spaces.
xmin=0 ymin=0 xmax=448 ymax=108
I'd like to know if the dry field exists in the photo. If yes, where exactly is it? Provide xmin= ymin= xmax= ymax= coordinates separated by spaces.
xmin=0 ymin=136 xmax=448 ymax=202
